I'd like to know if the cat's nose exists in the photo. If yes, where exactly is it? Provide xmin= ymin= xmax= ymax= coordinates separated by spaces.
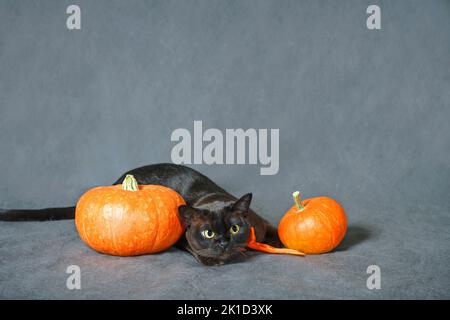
xmin=218 ymin=239 xmax=228 ymax=249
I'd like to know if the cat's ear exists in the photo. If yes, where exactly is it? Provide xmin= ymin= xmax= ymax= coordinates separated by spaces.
xmin=232 ymin=193 xmax=252 ymax=213
xmin=178 ymin=205 xmax=199 ymax=227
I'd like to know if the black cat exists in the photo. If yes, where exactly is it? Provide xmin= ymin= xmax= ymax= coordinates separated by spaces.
xmin=0 ymin=163 xmax=280 ymax=266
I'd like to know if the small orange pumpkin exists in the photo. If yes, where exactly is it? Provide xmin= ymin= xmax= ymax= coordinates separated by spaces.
xmin=278 ymin=191 xmax=347 ymax=254
xmin=75 ymin=174 xmax=185 ymax=256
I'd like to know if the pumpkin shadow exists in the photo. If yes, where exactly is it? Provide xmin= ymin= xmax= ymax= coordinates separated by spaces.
xmin=335 ymin=225 xmax=374 ymax=251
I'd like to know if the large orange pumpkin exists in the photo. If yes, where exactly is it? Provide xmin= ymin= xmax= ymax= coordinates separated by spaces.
xmin=278 ymin=191 xmax=347 ymax=254
xmin=75 ymin=174 xmax=185 ymax=256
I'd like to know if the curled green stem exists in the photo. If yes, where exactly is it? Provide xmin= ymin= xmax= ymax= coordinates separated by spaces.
xmin=292 ymin=191 xmax=305 ymax=211
xmin=122 ymin=174 xmax=139 ymax=191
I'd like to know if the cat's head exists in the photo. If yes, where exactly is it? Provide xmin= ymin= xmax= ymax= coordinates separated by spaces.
xmin=178 ymin=193 xmax=252 ymax=260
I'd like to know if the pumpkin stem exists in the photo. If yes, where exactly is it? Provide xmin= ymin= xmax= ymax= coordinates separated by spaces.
xmin=122 ymin=174 xmax=139 ymax=191
xmin=293 ymin=191 xmax=305 ymax=211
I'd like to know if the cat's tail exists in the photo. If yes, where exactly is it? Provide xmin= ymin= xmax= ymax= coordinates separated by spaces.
xmin=0 ymin=206 xmax=75 ymax=221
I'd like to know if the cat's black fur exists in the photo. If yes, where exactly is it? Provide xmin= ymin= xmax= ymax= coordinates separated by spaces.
xmin=0 ymin=163 xmax=280 ymax=266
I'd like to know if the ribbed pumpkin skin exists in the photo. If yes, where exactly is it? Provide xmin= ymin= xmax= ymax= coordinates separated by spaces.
xmin=278 ymin=197 xmax=347 ymax=254
xmin=75 ymin=185 xmax=185 ymax=256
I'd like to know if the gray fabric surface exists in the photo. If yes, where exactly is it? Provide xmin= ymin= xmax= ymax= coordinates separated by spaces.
xmin=1 ymin=201 xmax=449 ymax=299
xmin=1 ymin=0 xmax=449 ymax=299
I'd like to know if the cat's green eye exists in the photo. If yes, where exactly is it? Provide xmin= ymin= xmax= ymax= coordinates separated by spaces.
xmin=201 ymin=229 xmax=215 ymax=239
xmin=230 ymin=224 xmax=240 ymax=235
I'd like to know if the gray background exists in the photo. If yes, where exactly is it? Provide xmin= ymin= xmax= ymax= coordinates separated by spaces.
xmin=0 ymin=0 xmax=449 ymax=299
